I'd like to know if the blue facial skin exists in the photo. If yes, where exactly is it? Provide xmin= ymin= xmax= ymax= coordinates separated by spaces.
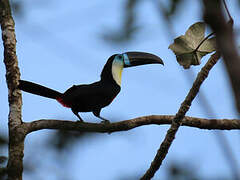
xmin=113 ymin=53 xmax=131 ymax=67
xmin=123 ymin=53 xmax=131 ymax=66
xmin=115 ymin=54 xmax=123 ymax=61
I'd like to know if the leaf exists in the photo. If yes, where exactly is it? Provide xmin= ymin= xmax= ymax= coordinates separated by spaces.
xmin=169 ymin=22 xmax=216 ymax=69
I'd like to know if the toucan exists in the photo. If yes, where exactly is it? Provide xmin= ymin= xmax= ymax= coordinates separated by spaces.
xmin=19 ymin=52 xmax=164 ymax=122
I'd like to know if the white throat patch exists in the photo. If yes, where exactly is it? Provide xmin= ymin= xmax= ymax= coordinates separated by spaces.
xmin=112 ymin=59 xmax=124 ymax=86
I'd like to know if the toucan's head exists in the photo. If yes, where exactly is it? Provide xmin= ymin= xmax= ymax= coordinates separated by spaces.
xmin=101 ymin=52 xmax=164 ymax=86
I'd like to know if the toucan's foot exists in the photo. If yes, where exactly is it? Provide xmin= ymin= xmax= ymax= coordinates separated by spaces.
xmin=76 ymin=119 xmax=84 ymax=123
xmin=97 ymin=115 xmax=110 ymax=124
xmin=72 ymin=110 xmax=84 ymax=122
xmin=76 ymin=116 xmax=84 ymax=122
xmin=100 ymin=119 xmax=110 ymax=124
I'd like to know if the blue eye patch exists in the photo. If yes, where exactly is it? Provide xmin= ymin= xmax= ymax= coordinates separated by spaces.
xmin=123 ymin=53 xmax=131 ymax=66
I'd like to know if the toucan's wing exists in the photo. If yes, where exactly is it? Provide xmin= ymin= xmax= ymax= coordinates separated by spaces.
xmin=62 ymin=81 xmax=119 ymax=111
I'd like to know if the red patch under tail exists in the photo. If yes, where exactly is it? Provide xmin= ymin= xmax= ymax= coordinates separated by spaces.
xmin=56 ymin=97 xmax=71 ymax=108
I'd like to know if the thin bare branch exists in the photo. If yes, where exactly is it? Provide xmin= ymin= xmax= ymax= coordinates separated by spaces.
xmin=222 ymin=0 xmax=233 ymax=22
xmin=194 ymin=31 xmax=215 ymax=52
xmin=140 ymin=52 xmax=221 ymax=180
xmin=24 ymin=115 xmax=240 ymax=134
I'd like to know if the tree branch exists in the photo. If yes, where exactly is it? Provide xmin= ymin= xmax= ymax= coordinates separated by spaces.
xmin=140 ymin=52 xmax=221 ymax=180
xmin=202 ymin=2 xmax=240 ymax=179
xmin=0 ymin=1 xmax=25 ymax=180
xmin=24 ymin=115 xmax=240 ymax=134
xmin=203 ymin=0 xmax=240 ymax=114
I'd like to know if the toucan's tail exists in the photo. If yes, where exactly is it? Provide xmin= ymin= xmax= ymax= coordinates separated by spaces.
xmin=18 ymin=80 xmax=63 ymax=99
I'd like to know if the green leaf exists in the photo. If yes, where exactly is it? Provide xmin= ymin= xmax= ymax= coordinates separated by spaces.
xmin=169 ymin=22 xmax=216 ymax=69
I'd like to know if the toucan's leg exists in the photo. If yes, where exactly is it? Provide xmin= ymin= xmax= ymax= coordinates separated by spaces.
xmin=72 ymin=109 xmax=83 ymax=122
xmin=93 ymin=109 xmax=110 ymax=124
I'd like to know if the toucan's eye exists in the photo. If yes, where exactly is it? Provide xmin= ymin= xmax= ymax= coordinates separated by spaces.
xmin=117 ymin=55 xmax=123 ymax=60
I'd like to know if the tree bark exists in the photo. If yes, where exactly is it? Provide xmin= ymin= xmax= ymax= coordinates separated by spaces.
xmin=0 ymin=0 xmax=25 ymax=179
xmin=24 ymin=116 xmax=240 ymax=134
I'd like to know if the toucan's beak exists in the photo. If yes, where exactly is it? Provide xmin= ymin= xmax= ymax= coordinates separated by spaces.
xmin=123 ymin=52 xmax=164 ymax=68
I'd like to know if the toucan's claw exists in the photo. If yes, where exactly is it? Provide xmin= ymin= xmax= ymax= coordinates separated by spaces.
xmin=76 ymin=119 xmax=84 ymax=123
xmin=101 ymin=120 xmax=110 ymax=124
xmin=98 ymin=116 xmax=110 ymax=124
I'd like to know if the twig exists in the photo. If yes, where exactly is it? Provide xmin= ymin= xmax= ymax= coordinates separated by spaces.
xmin=222 ymin=0 xmax=233 ymax=22
xmin=193 ymin=31 xmax=215 ymax=63
xmin=194 ymin=31 xmax=215 ymax=52
xmin=140 ymin=52 xmax=221 ymax=180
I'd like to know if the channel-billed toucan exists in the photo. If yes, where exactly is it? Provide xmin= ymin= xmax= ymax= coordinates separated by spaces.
xmin=19 ymin=52 xmax=164 ymax=122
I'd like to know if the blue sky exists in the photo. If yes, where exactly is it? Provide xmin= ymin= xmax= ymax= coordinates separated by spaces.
xmin=0 ymin=0 xmax=240 ymax=179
